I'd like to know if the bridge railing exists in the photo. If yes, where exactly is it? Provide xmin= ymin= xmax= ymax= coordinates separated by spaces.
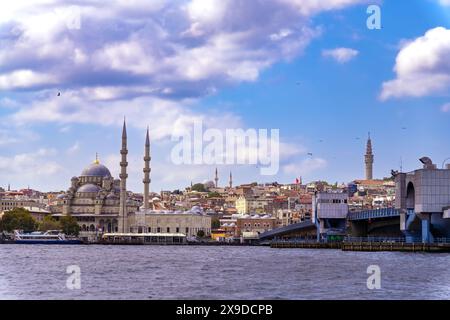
xmin=344 ymin=236 xmax=408 ymax=243
xmin=271 ymin=237 xmax=326 ymax=244
xmin=344 ymin=236 xmax=450 ymax=244
xmin=434 ymin=237 xmax=450 ymax=244
xmin=347 ymin=208 xmax=400 ymax=221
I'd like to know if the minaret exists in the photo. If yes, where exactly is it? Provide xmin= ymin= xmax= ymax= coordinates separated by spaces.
xmin=229 ymin=171 xmax=233 ymax=189
xmin=365 ymin=133 xmax=374 ymax=180
xmin=143 ymin=127 xmax=151 ymax=211
xmin=214 ymin=167 xmax=219 ymax=188
xmin=119 ymin=119 xmax=128 ymax=233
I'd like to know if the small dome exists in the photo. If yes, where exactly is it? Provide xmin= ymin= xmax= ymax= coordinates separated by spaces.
xmin=77 ymin=184 xmax=101 ymax=193
xmin=81 ymin=162 xmax=112 ymax=178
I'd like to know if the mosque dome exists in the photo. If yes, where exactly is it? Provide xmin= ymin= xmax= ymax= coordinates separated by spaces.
xmin=77 ymin=184 xmax=102 ymax=193
xmin=81 ymin=160 xmax=112 ymax=178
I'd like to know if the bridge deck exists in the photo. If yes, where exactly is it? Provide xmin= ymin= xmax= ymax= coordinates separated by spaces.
xmin=259 ymin=221 xmax=316 ymax=240
xmin=348 ymin=208 xmax=400 ymax=221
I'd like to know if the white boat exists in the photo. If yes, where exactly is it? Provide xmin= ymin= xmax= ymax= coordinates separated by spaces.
xmin=13 ymin=230 xmax=82 ymax=244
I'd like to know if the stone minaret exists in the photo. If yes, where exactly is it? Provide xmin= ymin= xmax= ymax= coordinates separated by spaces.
xmin=365 ymin=133 xmax=374 ymax=180
xmin=214 ymin=168 xmax=219 ymax=188
xmin=229 ymin=171 xmax=233 ymax=189
xmin=143 ymin=127 xmax=151 ymax=211
xmin=119 ymin=119 xmax=128 ymax=233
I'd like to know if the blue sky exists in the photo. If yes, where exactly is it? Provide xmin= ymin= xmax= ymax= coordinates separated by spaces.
xmin=1 ymin=0 xmax=450 ymax=192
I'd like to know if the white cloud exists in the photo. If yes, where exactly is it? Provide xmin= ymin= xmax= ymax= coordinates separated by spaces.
xmin=278 ymin=0 xmax=366 ymax=15
xmin=0 ymin=0 xmax=362 ymax=97
xmin=380 ymin=27 xmax=450 ymax=100
xmin=0 ymin=70 xmax=58 ymax=90
xmin=9 ymin=92 xmax=243 ymax=141
xmin=282 ymin=157 xmax=327 ymax=175
xmin=322 ymin=47 xmax=359 ymax=63
xmin=0 ymin=148 xmax=61 ymax=177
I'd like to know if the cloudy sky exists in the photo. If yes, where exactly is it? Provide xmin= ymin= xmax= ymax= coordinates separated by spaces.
xmin=1 ymin=0 xmax=450 ymax=192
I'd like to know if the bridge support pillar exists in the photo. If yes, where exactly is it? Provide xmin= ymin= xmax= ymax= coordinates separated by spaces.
xmin=421 ymin=214 xmax=433 ymax=244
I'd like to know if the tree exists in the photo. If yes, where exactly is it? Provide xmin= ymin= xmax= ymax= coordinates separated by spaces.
xmin=0 ymin=208 xmax=37 ymax=232
xmin=196 ymin=230 xmax=205 ymax=238
xmin=59 ymin=215 xmax=81 ymax=236
xmin=211 ymin=217 xmax=220 ymax=229
xmin=39 ymin=215 xmax=61 ymax=231
xmin=191 ymin=183 xmax=207 ymax=193
xmin=207 ymin=192 xmax=221 ymax=198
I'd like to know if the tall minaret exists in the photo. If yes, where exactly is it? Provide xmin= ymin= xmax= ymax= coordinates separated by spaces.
xmin=119 ymin=119 xmax=128 ymax=233
xmin=365 ymin=132 xmax=374 ymax=180
xmin=143 ymin=127 xmax=151 ymax=211
xmin=229 ymin=171 xmax=233 ymax=189
xmin=214 ymin=168 xmax=219 ymax=188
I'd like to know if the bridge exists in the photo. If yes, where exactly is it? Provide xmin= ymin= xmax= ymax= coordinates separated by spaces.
xmin=348 ymin=207 xmax=402 ymax=238
xmin=259 ymin=221 xmax=316 ymax=241
xmin=348 ymin=208 xmax=400 ymax=221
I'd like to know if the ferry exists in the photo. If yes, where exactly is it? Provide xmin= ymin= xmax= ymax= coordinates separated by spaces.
xmin=13 ymin=230 xmax=83 ymax=245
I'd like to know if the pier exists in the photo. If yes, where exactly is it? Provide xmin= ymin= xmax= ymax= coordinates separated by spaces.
xmin=270 ymin=237 xmax=450 ymax=252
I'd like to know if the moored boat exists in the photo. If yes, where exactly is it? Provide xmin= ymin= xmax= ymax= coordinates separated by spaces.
xmin=13 ymin=230 xmax=82 ymax=244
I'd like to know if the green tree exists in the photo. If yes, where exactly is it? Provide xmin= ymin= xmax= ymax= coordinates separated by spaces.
xmin=207 ymin=192 xmax=221 ymax=198
xmin=0 ymin=208 xmax=37 ymax=232
xmin=196 ymin=230 xmax=205 ymax=238
xmin=211 ymin=217 xmax=220 ymax=229
xmin=191 ymin=183 xmax=207 ymax=192
xmin=39 ymin=215 xmax=61 ymax=231
xmin=59 ymin=215 xmax=81 ymax=236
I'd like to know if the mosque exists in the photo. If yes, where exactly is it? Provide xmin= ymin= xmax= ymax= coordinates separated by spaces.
xmin=52 ymin=121 xmax=211 ymax=237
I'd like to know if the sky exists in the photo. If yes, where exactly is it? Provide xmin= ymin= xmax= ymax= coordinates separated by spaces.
xmin=0 ymin=0 xmax=450 ymax=193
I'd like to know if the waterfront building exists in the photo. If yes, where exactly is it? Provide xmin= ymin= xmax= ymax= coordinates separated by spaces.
xmin=51 ymin=122 xmax=212 ymax=238
xmin=51 ymin=154 xmax=140 ymax=232
xmin=51 ymin=120 xmax=139 ymax=233
xmin=235 ymin=214 xmax=277 ymax=238
xmin=395 ymin=157 xmax=450 ymax=242
xmin=128 ymin=207 xmax=211 ymax=238
xmin=312 ymin=191 xmax=348 ymax=239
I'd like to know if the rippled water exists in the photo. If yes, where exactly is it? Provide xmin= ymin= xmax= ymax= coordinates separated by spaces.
xmin=1 ymin=245 xmax=450 ymax=300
